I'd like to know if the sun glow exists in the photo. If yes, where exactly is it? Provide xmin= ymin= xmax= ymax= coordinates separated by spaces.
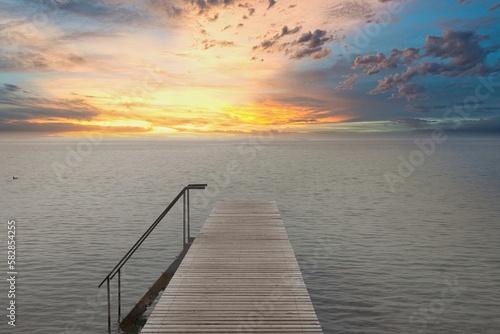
xmin=0 ymin=0 xmax=395 ymax=137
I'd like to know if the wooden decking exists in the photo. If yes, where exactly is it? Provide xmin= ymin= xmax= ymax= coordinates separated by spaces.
xmin=140 ymin=201 xmax=323 ymax=333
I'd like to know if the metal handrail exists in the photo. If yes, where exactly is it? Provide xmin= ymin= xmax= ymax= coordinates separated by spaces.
xmin=98 ymin=184 xmax=207 ymax=333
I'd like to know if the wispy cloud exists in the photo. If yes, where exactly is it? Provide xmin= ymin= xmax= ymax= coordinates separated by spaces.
xmin=488 ymin=3 xmax=500 ymax=11
xmin=1 ymin=0 xmax=499 ymax=136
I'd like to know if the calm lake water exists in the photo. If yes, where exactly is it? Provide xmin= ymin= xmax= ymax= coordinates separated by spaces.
xmin=1 ymin=138 xmax=499 ymax=334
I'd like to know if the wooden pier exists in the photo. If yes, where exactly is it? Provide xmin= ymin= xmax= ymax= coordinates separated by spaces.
xmin=140 ymin=201 xmax=323 ymax=333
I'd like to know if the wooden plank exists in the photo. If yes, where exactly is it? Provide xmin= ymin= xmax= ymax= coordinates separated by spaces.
xmin=140 ymin=201 xmax=323 ymax=333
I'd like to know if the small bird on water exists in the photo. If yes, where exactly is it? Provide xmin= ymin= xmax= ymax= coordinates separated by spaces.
xmin=13 ymin=177 xmax=18 ymax=179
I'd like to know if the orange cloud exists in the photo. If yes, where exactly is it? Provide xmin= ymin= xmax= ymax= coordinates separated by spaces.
xmin=1 ymin=0 xmax=387 ymax=137
xmin=220 ymin=100 xmax=352 ymax=129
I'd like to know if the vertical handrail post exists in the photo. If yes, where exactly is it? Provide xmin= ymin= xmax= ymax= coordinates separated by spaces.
xmin=107 ymin=278 xmax=111 ymax=334
xmin=187 ymin=188 xmax=190 ymax=242
xmin=118 ymin=269 xmax=121 ymax=321
xmin=182 ymin=188 xmax=186 ymax=249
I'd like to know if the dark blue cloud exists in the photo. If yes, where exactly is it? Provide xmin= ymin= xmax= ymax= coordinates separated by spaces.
xmin=0 ymin=84 xmax=100 ymax=127
xmin=460 ymin=115 xmax=500 ymax=131
xmin=184 ymin=0 xmax=236 ymax=13
xmin=488 ymin=3 xmax=500 ymax=11
xmin=2 ymin=83 xmax=20 ymax=92
xmin=253 ymin=26 xmax=334 ymax=60
xmin=3 ymin=0 xmax=152 ymax=29
xmin=391 ymin=116 xmax=500 ymax=133
xmin=0 ymin=121 xmax=149 ymax=133
xmin=0 ymin=51 xmax=88 ymax=72
xmin=352 ymin=30 xmax=500 ymax=100
xmin=289 ymin=30 xmax=334 ymax=60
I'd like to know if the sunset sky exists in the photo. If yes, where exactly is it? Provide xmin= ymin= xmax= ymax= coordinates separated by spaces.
xmin=1 ymin=0 xmax=499 ymax=137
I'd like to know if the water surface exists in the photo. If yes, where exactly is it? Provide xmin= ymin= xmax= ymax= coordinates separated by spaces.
xmin=1 ymin=138 xmax=499 ymax=333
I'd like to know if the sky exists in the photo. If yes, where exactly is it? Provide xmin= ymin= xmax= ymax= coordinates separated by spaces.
xmin=0 ymin=0 xmax=499 ymax=137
